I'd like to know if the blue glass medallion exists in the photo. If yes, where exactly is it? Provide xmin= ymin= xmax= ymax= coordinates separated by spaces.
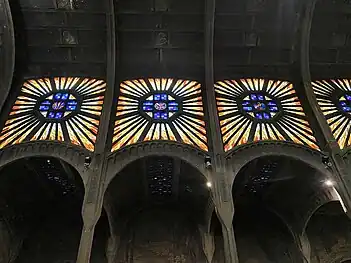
xmin=141 ymin=93 xmax=179 ymax=120
xmin=38 ymin=92 xmax=78 ymax=120
xmin=241 ymin=93 xmax=279 ymax=120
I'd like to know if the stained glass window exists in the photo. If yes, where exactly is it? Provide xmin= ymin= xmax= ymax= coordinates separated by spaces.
xmin=147 ymin=157 xmax=173 ymax=197
xmin=215 ymin=79 xmax=319 ymax=152
xmin=339 ymin=93 xmax=351 ymax=113
xmin=141 ymin=93 xmax=179 ymax=120
xmin=38 ymin=92 xmax=78 ymax=120
xmin=312 ymin=79 xmax=351 ymax=149
xmin=0 ymin=77 xmax=106 ymax=151
xmin=241 ymin=93 xmax=280 ymax=120
xmin=112 ymin=78 xmax=208 ymax=152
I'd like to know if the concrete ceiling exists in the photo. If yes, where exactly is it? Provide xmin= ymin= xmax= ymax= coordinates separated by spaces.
xmin=8 ymin=0 xmax=351 ymax=82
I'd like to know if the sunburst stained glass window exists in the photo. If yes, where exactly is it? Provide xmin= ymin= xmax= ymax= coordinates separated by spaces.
xmin=0 ymin=77 xmax=106 ymax=151
xmin=312 ymin=79 xmax=351 ymax=149
xmin=215 ymin=79 xmax=319 ymax=152
xmin=112 ymin=78 xmax=208 ymax=152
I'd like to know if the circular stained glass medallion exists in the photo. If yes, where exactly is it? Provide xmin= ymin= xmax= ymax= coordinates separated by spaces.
xmin=241 ymin=93 xmax=280 ymax=120
xmin=338 ymin=93 xmax=351 ymax=113
xmin=38 ymin=92 xmax=79 ymax=120
xmin=141 ymin=93 xmax=179 ymax=120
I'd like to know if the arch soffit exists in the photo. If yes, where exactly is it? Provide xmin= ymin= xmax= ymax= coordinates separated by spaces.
xmin=303 ymin=200 xmax=344 ymax=235
xmin=265 ymin=206 xmax=297 ymax=240
xmin=226 ymin=142 xmax=331 ymax=187
xmin=0 ymin=0 xmax=15 ymax=111
xmin=323 ymin=248 xmax=351 ymax=263
xmin=104 ymin=141 xmax=208 ymax=192
xmin=342 ymin=148 xmax=351 ymax=162
xmin=0 ymin=141 xmax=90 ymax=186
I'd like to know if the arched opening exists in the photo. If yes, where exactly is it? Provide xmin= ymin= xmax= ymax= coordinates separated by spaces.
xmin=232 ymin=155 xmax=330 ymax=262
xmin=97 ymin=156 xmax=210 ymax=262
xmin=306 ymin=201 xmax=351 ymax=263
xmin=0 ymin=157 xmax=84 ymax=263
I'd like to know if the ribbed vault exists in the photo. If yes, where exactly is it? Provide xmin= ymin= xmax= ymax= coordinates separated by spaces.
xmin=100 ymin=156 xmax=210 ymax=262
xmin=0 ymin=157 xmax=84 ymax=263
xmin=232 ymin=155 xmax=340 ymax=261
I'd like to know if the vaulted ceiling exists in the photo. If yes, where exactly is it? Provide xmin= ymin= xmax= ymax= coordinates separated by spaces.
xmin=11 ymin=0 xmax=107 ymax=78
xmin=310 ymin=0 xmax=351 ymax=78
xmin=8 ymin=0 xmax=351 ymax=83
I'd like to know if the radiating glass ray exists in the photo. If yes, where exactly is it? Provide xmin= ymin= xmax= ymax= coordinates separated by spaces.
xmin=0 ymin=77 xmax=105 ymax=151
xmin=72 ymin=117 xmax=96 ymax=143
xmin=176 ymin=117 xmax=207 ymax=144
xmin=112 ymin=78 xmax=208 ymax=152
xmin=0 ymin=117 xmax=36 ymax=148
xmin=224 ymin=120 xmax=252 ymax=152
xmin=13 ymin=120 xmax=40 ymax=145
xmin=40 ymin=123 xmax=52 ymax=140
xmin=69 ymin=119 xmax=94 ymax=151
xmin=312 ymin=79 xmax=351 ymax=149
xmin=128 ymin=121 xmax=148 ymax=146
xmin=215 ymin=78 xmax=319 ymax=151
xmin=66 ymin=121 xmax=81 ymax=146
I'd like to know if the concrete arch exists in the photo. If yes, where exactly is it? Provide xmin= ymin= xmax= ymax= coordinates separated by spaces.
xmin=0 ymin=141 xmax=90 ymax=186
xmin=0 ymin=0 xmax=15 ymax=112
xmin=303 ymin=197 xmax=342 ymax=234
xmin=226 ymin=141 xmax=330 ymax=187
xmin=262 ymin=206 xmax=305 ymax=262
xmin=265 ymin=207 xmax=295 ymax=238
xmin=104 ymin=141 xmax=209 ymax=191
xmin=103 ymin=143 xmax=211 ymax=260
xmin=342 ymin=149 xmax=351 ymax=167
xmin=320 ymin=245 xmax=351 ymax=263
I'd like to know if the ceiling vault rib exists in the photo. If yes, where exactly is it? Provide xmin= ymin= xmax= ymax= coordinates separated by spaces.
xmin=204 ymin=0 xmax=222 ymax=156
xmin=300 ymin=0 xmax=336 ymax=152
xmin=94 ymin=0 xmax=117 ymax=154
xmin=0 ymin=0 xmax=15 ymax=113
xmin=299 ymin=0 xmax=351 ymax=214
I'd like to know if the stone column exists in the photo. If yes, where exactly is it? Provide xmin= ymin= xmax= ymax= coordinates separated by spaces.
xmin=215 ymin=205 xmax=239 ymax=263
xmin=76 ymin=158 xmax=105 ymax=263
xmin=213 ymin=176 xmax=239 ymax=263
xmin=76 ymin=202 xmax=102 ymax=263
xmin=221 ymin=224 xmax=238 ymax=263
